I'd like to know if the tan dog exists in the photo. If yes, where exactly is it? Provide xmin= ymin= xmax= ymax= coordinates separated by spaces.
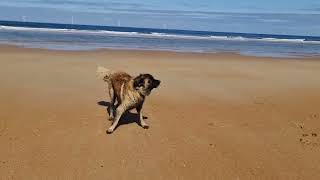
xmin=97 ymin=66 xmax=160 ymax=134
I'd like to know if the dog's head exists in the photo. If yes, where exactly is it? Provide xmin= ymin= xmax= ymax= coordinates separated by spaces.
xmin=133 ymin=74 xmax=160 ymax=96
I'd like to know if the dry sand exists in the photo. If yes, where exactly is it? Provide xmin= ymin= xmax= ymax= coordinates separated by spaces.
xmin=0 ymin=45 xmax=320 ymax=179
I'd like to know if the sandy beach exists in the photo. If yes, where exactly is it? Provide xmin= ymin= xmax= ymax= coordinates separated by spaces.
xmin=0 ymin=45 xmax=320 ymax=179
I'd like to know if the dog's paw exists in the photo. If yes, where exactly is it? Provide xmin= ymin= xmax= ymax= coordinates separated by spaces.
xmin=142 ymin=124 xmax=149 ymax=129
xmin=106 ymin=128 xmax=114 ymax=134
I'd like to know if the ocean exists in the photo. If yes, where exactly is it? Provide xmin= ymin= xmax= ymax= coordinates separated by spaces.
xmin=0 ymin=20 xmax=319 ymax=58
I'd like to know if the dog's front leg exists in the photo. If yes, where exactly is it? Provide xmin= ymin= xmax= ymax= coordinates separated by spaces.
xmin=136 ymin=104 xmax=149 ymax=129
xmin=107 ymin=105 xmax=126 ymax=134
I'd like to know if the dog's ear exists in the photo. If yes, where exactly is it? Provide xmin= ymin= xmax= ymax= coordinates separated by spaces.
xmin=133 ymin=74 xmax=145 ymax=88
xmin=152 ymin=79 xmax=161 ymax=88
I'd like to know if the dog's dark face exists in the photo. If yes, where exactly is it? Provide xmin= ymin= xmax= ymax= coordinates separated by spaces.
xmin=133 ymin=74 xmax=160 ymax=96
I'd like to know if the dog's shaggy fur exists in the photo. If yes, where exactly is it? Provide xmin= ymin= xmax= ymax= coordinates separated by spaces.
xmin=97 ymin=66 xmax=160 ymax=134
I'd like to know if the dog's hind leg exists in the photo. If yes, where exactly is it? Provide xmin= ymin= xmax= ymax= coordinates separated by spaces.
xmin=108 ymin=87 xmax=116 ymax=120
xmin=107 ymin=104 xmax=126 ymax=134
xmin=136 ymin=103 xmax=149 ymax=129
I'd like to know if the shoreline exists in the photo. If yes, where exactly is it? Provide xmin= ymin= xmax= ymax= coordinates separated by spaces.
xmin=0 ymin=43 xmax=320 ymax=61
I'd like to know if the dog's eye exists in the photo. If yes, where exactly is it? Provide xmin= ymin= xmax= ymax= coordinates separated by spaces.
xmin=137 ymin=79 xmax=144 ymax=87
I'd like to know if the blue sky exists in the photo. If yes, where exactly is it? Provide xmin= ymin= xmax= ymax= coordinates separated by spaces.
xmin=0 ymin=0 xmax=319 ymax=36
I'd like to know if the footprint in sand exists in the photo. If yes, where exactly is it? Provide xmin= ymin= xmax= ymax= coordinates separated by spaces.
xmin=300 ymin=132 xmax=319 ymax=147
xmin=310 ymin=113 xmax=319 ymax=119
xmin=293 ymin=113 xmax=320 ymax=147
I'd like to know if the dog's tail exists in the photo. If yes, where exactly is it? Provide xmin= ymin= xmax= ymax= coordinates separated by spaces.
xmin=96 ymin=66 xmax=112 ymax=82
